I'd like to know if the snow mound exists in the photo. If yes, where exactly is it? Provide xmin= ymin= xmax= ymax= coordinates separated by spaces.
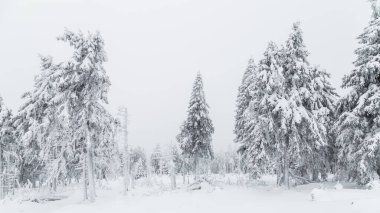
xmin=187 ymin=177 xmax=221 ymax=192
xmin=366 ymin=180 xmax=380 ymax=190
xmin=98 ymin=179 xmax=112 ymax=190
xmin=310 ymin=188 xmax=328 ymax=201
xmin=334 ymin=182 xmax=343 ymax=190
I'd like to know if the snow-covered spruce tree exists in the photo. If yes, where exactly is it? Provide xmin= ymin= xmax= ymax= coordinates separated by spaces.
xmin=304 ymin=65 xmax=338 ymax=181
xmin=14 ymin=71 xmax=46 ymax=186
xmin=150 ymin=144 xmax=169 ymax=175
xmin=44 ymin=30 xmax=114 ymax=201
xmin=130 ymin=146 xmax=147 ymax=179
xmin=0 ymin=97 xmax=17 ymax=199
xmin=334 ymin=2 xmax=380 ymax=185
xmin=177 ymin=73 xmax=214 ymax=177
xmin=169 ymin=144 xmax=193 ymax=181
xmin=150 ymin=144 xmax=162 ymax=175
xmin=14 ymin=56 xmax=74 ymax=189
xmin=234 ymin=58 xmax=258 ymax=175
xmin=239 ymin=42 xmax=284 ymax=180
xmin=14 ymin=92 xmax=46 ymax=186
xmin=134 ymin=158 xmax=145 ymax=179
xmin=94 ymin=117 xmax=119 ymax=181
xmin=117 ymin=106 xmax=130 ymax=194
xmin=274 ymin=22 xmax=332 ymax=187
xmin=239 ymin=23 xmax=337 ymax=188
xmin=36 ymin=59 xmax=75 ymax=189
xmin=170 ymin=144 xmax=184 ymax=174
xmin=234 ymin=58 xmax=256 ymax=146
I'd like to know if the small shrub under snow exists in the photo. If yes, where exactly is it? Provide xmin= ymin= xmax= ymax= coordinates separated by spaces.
xmin=311 ymin=188 xmax=328 ymax=201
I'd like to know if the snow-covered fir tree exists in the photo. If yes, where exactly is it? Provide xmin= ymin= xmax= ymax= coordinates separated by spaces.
xmin=168 ymin=144 xmax=193 ymax=178
xmin=177 ymin=73 xmax=214 ymax=176
xmin=334 ymin=2 xmax=380 ymax=185
xmin=130 ymin=146 xmax=147 ymax=179
xmin=94 ymin=118 xmax=119 ymax=181
xmin=150 ymin=144 xmax=163 ymax=175
xmin=134 ymin=158 xmax=146 ymax=179
xmin=237 ymin=23 xmax=337 ymax=188
xmin=30 ymin=30 xmax=116 ymax=201
xmin=234 ymin=58 xmax=256 ymax=145
xmin=274 ymin=22 xmax=335 ymax=187
xmin=304 ymin=65 xmax=338 ymax=181
xmin=239 ymin=41 xmax=283 ymax=179
xmin=169 ymin=144 xmax=184 ymax=174
xmin=0 ymin=97 xmax=17 ymax=199
xmin=13 ymin=30 xmax=118 ymax=197
xmin=14 ymin=56 xmax=72 ymax=189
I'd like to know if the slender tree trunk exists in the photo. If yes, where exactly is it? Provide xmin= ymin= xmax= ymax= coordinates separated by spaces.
xmin=170 ymin=159 xmax=176 ymax=190
xmin=82 ymin=152 xmax=88 ymax=200
xmin=0 ymin=145 xmax=4 ymax=200
xmin=122 ymin=109 xmax=130 ymax=195
xmin=52 ymin=178 xmax=57 ymax=192
xmin=87 ymin=147 xmax=95 ymax=201
xmin=182 ymin=172 xmax=186 ymax=184
xmin=123 ymin=140 xmax=130 ymax=194
xmin=86 ymin=128 xmax=95 ymax=202
xmin=284 ymin=151 xmax=290 ymax=189
xmin=207 ymin=159 xmax=211 ymax=175
xmin=129 ymin=169 xmax=133 ymax=189
xmin=51 ymin=149 xmax=57 ymax=192
xmin=194 ymin=156 xmax=199 ymax=180
xmin=276 ymin=164 xmax=281 ymax=186
xmin=312 ymin=169 xmax=319 ymax=182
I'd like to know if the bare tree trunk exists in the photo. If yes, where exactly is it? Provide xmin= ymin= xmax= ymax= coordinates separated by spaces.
xmin=207 ymin=159 xmax=211 ymax=175
xmin=87 ymin=149 xmax=95 ymax=201
xmin=170 ymin=159 xmax=176 ymax=190
xmin=276 ymin=164 xmax=281 ymax=186
xmin=284 ymin=151 xmax=290 ymax=189
xmin=86 ymin=128 xmax=95 ymax=202
xmin=312 ymin=169 xmax=319 ymax=182
xmin=123 ymin=148 xmax=130 ymax=194
xmin=82 ymin=153 xmax=88 ymax=200
xmin=52 ymin=178 xmax=57 ymax=192
xmin=51 ymin=150 xmax=57 ymax=193
xmin=122 ymin=108 xmax=130 ymax=195
xmin=129 ymin=168 xmax=136 ymax=189
xmin=0 ymin=145 xmax=4 ymax=200
xmin=194 ymin=156 xmax=199 ymax=181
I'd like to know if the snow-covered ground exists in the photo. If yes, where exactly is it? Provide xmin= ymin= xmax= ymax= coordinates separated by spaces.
xmin=1 ymin=174 xmax=380 ymax=213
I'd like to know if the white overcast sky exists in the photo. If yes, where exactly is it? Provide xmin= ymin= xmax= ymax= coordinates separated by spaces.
xmin=0 ymin=0 xmax=372 ymax=152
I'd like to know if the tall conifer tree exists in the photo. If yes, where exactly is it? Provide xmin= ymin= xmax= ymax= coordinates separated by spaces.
xmin=237 ymin=23 xmax=337 ymax=187
xmin=177 ymin=73 xmax=214 ymax=176
xmin=334 ymin=1 xmax=380 ymax=185
xmin=234 ymin=58 xmax=256 ymax=146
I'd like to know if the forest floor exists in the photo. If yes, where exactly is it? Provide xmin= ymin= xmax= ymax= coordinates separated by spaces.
xmin=1 ymin=174 xmax=380 ymax=213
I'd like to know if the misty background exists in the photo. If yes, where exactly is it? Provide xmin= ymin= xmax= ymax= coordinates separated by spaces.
xmin=0 ymin=0 xmax=371 ymax=152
